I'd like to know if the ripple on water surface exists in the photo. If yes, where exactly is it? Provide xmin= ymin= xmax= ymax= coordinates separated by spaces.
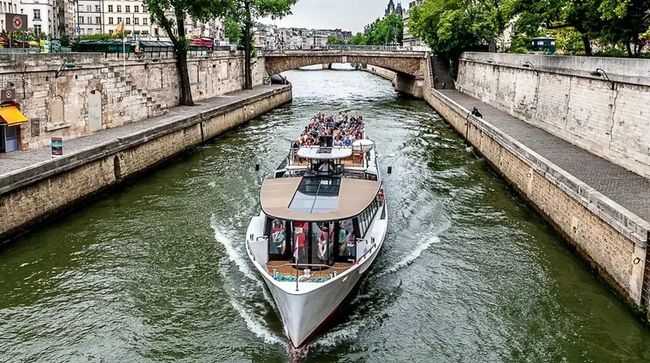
xmin=1 ymin=70 xmax=650 ymax=362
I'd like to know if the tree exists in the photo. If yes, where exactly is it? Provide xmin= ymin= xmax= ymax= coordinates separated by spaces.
xmin=597 ymin=0 xmax=650 ymax=56
xmin=224 ymin=18 xmax=243 ymax=44
xmin=220 ymin=0 xmax=297 ymax=90
xmin=512 ymin=0 xmax=603 ymax=56
xmin=350 ymin=33 xmax=368 ymax=45
xmin=145 ymin=0 xmax=221 ymax=106
xmin=327 ymin=35 xmax=346 ymax=45
xmin=408 ymin=0 xmax=514 ymax=74
xmin=512 ymin=0 xmax=650 ymax=57
xmin=359 ymin=14 xmax=405 ymax=45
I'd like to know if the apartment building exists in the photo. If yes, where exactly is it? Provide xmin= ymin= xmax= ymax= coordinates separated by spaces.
xmin=402 ymin=0 xmax=429 ymax=50
xmin=18 ymin=0 xmax=58 ymax=36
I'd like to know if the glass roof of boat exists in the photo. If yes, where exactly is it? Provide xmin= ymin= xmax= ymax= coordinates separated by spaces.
xmin=288 ymin=177 xmax=341 ymax=213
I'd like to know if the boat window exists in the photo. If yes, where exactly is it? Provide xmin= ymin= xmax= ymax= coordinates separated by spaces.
xmin=268 ymin=219 xmax=288 ymax=259
xmin=338 ymin=219 xmax=356 ymax=262
xmin=292 ymin=221 xmax=310 ymax=266
xmin=312 ymin=222 xmax=334 ymax=265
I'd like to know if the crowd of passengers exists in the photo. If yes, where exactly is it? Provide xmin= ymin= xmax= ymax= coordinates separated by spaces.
xmin=294 ymin=112 xmax=365 ymax=147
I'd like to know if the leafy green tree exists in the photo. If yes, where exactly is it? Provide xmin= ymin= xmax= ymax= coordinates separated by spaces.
xmin=145 ymin=0 xmax=222 ymax=106
xmin=512 ymin=0 xmax=650 ymax=57
xmin=220 ymin=0 xmax=297 ymax=90
xmin=327 ymin=35 xmax=346 ymax=45
xmin=512 ymin=0 xmax=603 ymax=56
xmin=408 ymin=0 xmax=514 ymax=74
xmin=350 ymin=33 xmax=368 ymax=45
xmin=360 ymin=14 xmax=404 ymax=45
xmin=224 ymin=18 xmax=242 ymax=44
xmin=597 ymin=0 xmax=650 ymax=56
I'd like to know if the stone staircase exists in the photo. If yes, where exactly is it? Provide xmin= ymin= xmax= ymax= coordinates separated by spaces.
xmin=100 ymin=65 xmax=168 ymax=124
xmin=430 ymin=57 xmax=456 ymax=90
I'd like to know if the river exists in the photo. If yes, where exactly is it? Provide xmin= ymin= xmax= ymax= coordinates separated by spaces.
xmin=1 ymin=68 xmax=650 ymax=362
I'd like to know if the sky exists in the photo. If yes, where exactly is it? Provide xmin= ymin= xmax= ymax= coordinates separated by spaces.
xmin=261 ymin=0 xmax=397 ymax=34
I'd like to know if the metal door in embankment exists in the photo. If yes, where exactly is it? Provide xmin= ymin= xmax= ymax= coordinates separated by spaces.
xmin=86 ymin=91 xmax=102 ymax=132
xmin=2 ymin=125 xmax=17 ymax=152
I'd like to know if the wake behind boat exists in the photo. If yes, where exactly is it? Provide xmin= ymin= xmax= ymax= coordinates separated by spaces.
xmin=245 ymin=112 xmax=388 ymax=347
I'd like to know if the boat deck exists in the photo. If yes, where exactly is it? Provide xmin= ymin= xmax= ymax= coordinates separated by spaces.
xmin=266 ymin=260 xmax=354 ymax=279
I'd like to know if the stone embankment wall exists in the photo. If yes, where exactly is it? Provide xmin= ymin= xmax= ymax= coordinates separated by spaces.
xmin=0 ymin=85 xmax=292 ymax=242
xmin=422 ymin=56 xmax=650 ymax=316
xmin=0 ymin=51 xmax=266 ymax=150
xmin=456 ymin=52 xmax=650 ymax=178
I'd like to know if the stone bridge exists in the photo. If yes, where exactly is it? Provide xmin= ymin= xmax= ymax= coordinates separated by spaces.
xmin=262 ymin=49 xmax=429 ymax=97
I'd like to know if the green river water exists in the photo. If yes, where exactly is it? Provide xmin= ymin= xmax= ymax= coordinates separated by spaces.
xmin=1 ymin=69 xmax=650 ymax=362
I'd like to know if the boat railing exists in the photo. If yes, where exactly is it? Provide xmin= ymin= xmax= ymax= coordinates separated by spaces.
xmin=269 ymin=261 xmax=351 ymax=291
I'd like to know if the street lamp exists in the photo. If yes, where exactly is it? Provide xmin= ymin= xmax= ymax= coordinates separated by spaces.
xmin=55 ymin=58 xmax=76 ymax=78
xmin=522 ymin=61 xmax=535 ymax=70
xmin=590 ymin=68 xmax=615 ymax=90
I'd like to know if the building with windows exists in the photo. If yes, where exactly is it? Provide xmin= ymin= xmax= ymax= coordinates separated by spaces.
xmin=402 ymin=0 xmax=429 ymax=50
xmin=71 ymin=1 xmax=224 ymax=40
xmin=18 ymin=0 xmax=57 ymax=36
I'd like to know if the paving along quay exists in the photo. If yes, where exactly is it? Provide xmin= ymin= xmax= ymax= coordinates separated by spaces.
xmin=1 ymin=0 xmax=650 ymax=361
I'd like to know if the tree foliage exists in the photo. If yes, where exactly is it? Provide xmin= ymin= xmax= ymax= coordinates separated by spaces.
xmin=224 ymin=18 xmax=242 ymax=44
xmin=219 ymin=0 xmax=298 ymax=89
xmin=408 ymin=0 xmax=514 ymax=74
xmin=407 ymin=0 xmax=650 ymax=65
xmin=327 ymin=35 xmax=346 ymax=45
xmin=512 ymin=0 xmax=650 ymax=56
xmin=351 ymin=13 xmax=404 ymax=45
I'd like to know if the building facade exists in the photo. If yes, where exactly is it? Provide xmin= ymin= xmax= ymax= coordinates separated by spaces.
xmin=402 ymin=0 xmax=429 ymax=50
xmin=261 ymin=25 xmax=354 ymax=49
xmin=73 ymin=1 xmax=223 ymax=40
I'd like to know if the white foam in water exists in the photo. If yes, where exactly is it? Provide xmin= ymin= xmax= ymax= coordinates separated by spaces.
xmin=311 ymin=321 xmax=363 ymax=348
xmin=229 ymin=296 xmax=286 ymax=347
xmin=210 ymin=215 xmax=257 ymax=281
xmin=211 ymin=214 xmax=283 ymax=346
xmin=379 ymin=235 xmax=440 ymax=277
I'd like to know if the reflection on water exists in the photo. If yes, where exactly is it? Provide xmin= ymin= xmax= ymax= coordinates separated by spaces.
xmin=1 ymin=69 xmax=650 ymax=362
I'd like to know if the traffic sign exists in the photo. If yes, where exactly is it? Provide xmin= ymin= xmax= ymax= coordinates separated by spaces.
xmin=5 ymin=13 xmax=27 ymax=32
xmin=1 ymin=88 xmax=15 ymax=101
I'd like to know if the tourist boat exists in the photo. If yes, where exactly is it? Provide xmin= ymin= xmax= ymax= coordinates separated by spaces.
xmin=245 ymin=114 xmax=387 ymax=348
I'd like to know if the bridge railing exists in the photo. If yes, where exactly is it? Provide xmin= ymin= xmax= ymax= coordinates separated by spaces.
xmin=261 ymin=45 xmax=426 ymax=53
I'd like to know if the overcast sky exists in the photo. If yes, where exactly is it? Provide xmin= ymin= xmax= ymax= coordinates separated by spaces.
xmin=261 ymin=0 xmax=398 ymax=34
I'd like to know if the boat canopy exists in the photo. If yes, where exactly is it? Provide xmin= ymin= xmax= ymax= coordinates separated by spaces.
xmin=296 ymin=146 xmax=353 ymax=160
xmin=260 ymin=176 xmax=380 ymax=222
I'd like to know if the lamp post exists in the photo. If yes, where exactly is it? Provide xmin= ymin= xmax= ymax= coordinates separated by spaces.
xmin=522 ymin=61 xmax=535 ymax=70
xmin=590 ymin=68 xmax=615 ymax=90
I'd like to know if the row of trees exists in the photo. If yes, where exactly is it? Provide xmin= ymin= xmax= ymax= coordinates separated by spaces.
xmin=145 ymin=0 xmax=297 ymax=106
xmin=407 ymin=0 xmax=650 ymax=74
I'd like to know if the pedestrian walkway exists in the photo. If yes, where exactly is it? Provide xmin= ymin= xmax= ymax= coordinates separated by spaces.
xmin=0 ymin=85 xmax=284 ymax=176
xmin=439 ymin=89 xmax=650 ymax=223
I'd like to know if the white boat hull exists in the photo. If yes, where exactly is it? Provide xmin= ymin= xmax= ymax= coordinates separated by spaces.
xmin=247 ymin=211 xmax=387 ymax=347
